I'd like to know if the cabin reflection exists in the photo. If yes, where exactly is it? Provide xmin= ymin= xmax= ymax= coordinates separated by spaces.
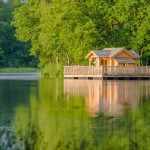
xmin=64 ymin=80 xmax=150 ymax=116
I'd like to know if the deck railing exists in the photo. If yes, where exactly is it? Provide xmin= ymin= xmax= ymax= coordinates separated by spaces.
xmin=64 ymin=66 xmax=150 ymax=77
xmin=103 ymin=66 xmax=150 ymax=76
xmin=64 ymin=66 xmax=103 ymax=77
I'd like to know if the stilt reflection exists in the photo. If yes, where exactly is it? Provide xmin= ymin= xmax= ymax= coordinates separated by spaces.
xmin=64 ymin=80 xmax=150 ymax=116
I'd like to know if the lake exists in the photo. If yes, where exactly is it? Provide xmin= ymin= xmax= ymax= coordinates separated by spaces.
xmin=1 ymin=78 xmax=150 ymax=149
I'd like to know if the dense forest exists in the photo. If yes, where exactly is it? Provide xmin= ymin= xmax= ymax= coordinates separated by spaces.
xmin=1 ymin=0 xmax=150 ymax=67
xmin=12 ymin=0 xmax=150 ymax=67
xmin=0 ymin=0 xmax=37 ymax=67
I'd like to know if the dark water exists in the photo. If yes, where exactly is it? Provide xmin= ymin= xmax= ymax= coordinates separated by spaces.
xmin=1 ymin=79 xmax=150 ymax=150
xmin=0 ymin=80 xmax=38 ymax=126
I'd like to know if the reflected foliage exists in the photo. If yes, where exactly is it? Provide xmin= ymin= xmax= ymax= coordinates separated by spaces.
xmin=13 ymin=79 xmax=97 ymax=150
xmin=12 ymin=78 xmax=150 ymax=150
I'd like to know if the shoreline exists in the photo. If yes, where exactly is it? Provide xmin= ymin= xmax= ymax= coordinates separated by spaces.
xmin=0 ymin=72 xmax=40 ymax=80
xmin=0 ymin=68 xmax=38 ymax=73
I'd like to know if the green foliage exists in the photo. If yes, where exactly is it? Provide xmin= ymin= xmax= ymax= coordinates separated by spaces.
xmin=41 ymin=64 xmax=63 ymax=78
xmin=12 ymin=0 xmax=150 ymax=66
xmin=0 ymin=0 xmax=37 ymax=67
xmin=12 ymin=0 xmax=98 ymax=66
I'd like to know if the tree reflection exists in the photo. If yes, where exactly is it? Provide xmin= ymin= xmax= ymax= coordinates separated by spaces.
xmin=11 ymin=78 xmax=150 ymax=150
xmin=12 ymin=79 xmax=96 ymax=150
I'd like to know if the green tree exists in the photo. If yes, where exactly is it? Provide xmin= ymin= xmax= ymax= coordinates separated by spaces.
xmin=0 ymin=0 xmax=37 ymax=67
xmin=13 ymin=0 xmax=150 ymax=66
xmin=12 ymin=0 xmax=97 ymax=66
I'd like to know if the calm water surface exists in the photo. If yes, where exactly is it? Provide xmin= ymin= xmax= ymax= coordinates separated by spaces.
xmin=0 ymin=79 xmax=150 ymax=149
xmin=64 ymin=80 xmax=150 ymax=116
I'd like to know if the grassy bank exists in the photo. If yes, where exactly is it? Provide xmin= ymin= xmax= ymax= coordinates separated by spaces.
xmin=0 ymin=67 xmax=39 ymax=73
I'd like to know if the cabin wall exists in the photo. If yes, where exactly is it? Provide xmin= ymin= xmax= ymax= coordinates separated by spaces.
xmin=112 ymin=59 xmax=119 ymax=66
xmin=97 ymin=58 xmax=139 ymax=67
xmin=114 ymin=51 xmax=139 ymax=66
xmin=107 ymin=58 xmax=118 ymax=66
xmin=98 ymin=58 xmax=118 ymax=66
xmin=109 ymin=58 xmax=138 ymax=67
xmin=115 ymin=51 xmax=132 ymax=59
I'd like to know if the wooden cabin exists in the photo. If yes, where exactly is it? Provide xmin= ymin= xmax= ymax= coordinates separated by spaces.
xmin=86 ymin=48 xmax=140 ymax=67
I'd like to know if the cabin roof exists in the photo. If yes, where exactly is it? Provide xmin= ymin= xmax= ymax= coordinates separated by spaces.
xmin=93 ymin=48 xmax=122 ymax=57
xmin=90 ymin=48 xmax=139 ymax=59
xmin=130 ymin=50 xmax=140 ymax=59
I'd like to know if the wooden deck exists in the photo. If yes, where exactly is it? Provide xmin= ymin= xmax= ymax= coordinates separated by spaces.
xmin=64 ymin=66 xmax=150 ymax=80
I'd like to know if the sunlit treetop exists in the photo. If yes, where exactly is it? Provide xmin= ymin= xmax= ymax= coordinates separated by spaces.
xmin=12 ymin=0 xmax=150 ymax=66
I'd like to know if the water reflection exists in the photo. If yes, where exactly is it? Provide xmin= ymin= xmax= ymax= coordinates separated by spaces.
xmin=0 ymin=80 xmax=37 ymax=126
xmin=64 ymin=80 xmax=150 ymax=116
xmin=12 ymin=79 xmax=96 ymax=150
xmin=8 ymin=79 xmax=150 ymax=150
